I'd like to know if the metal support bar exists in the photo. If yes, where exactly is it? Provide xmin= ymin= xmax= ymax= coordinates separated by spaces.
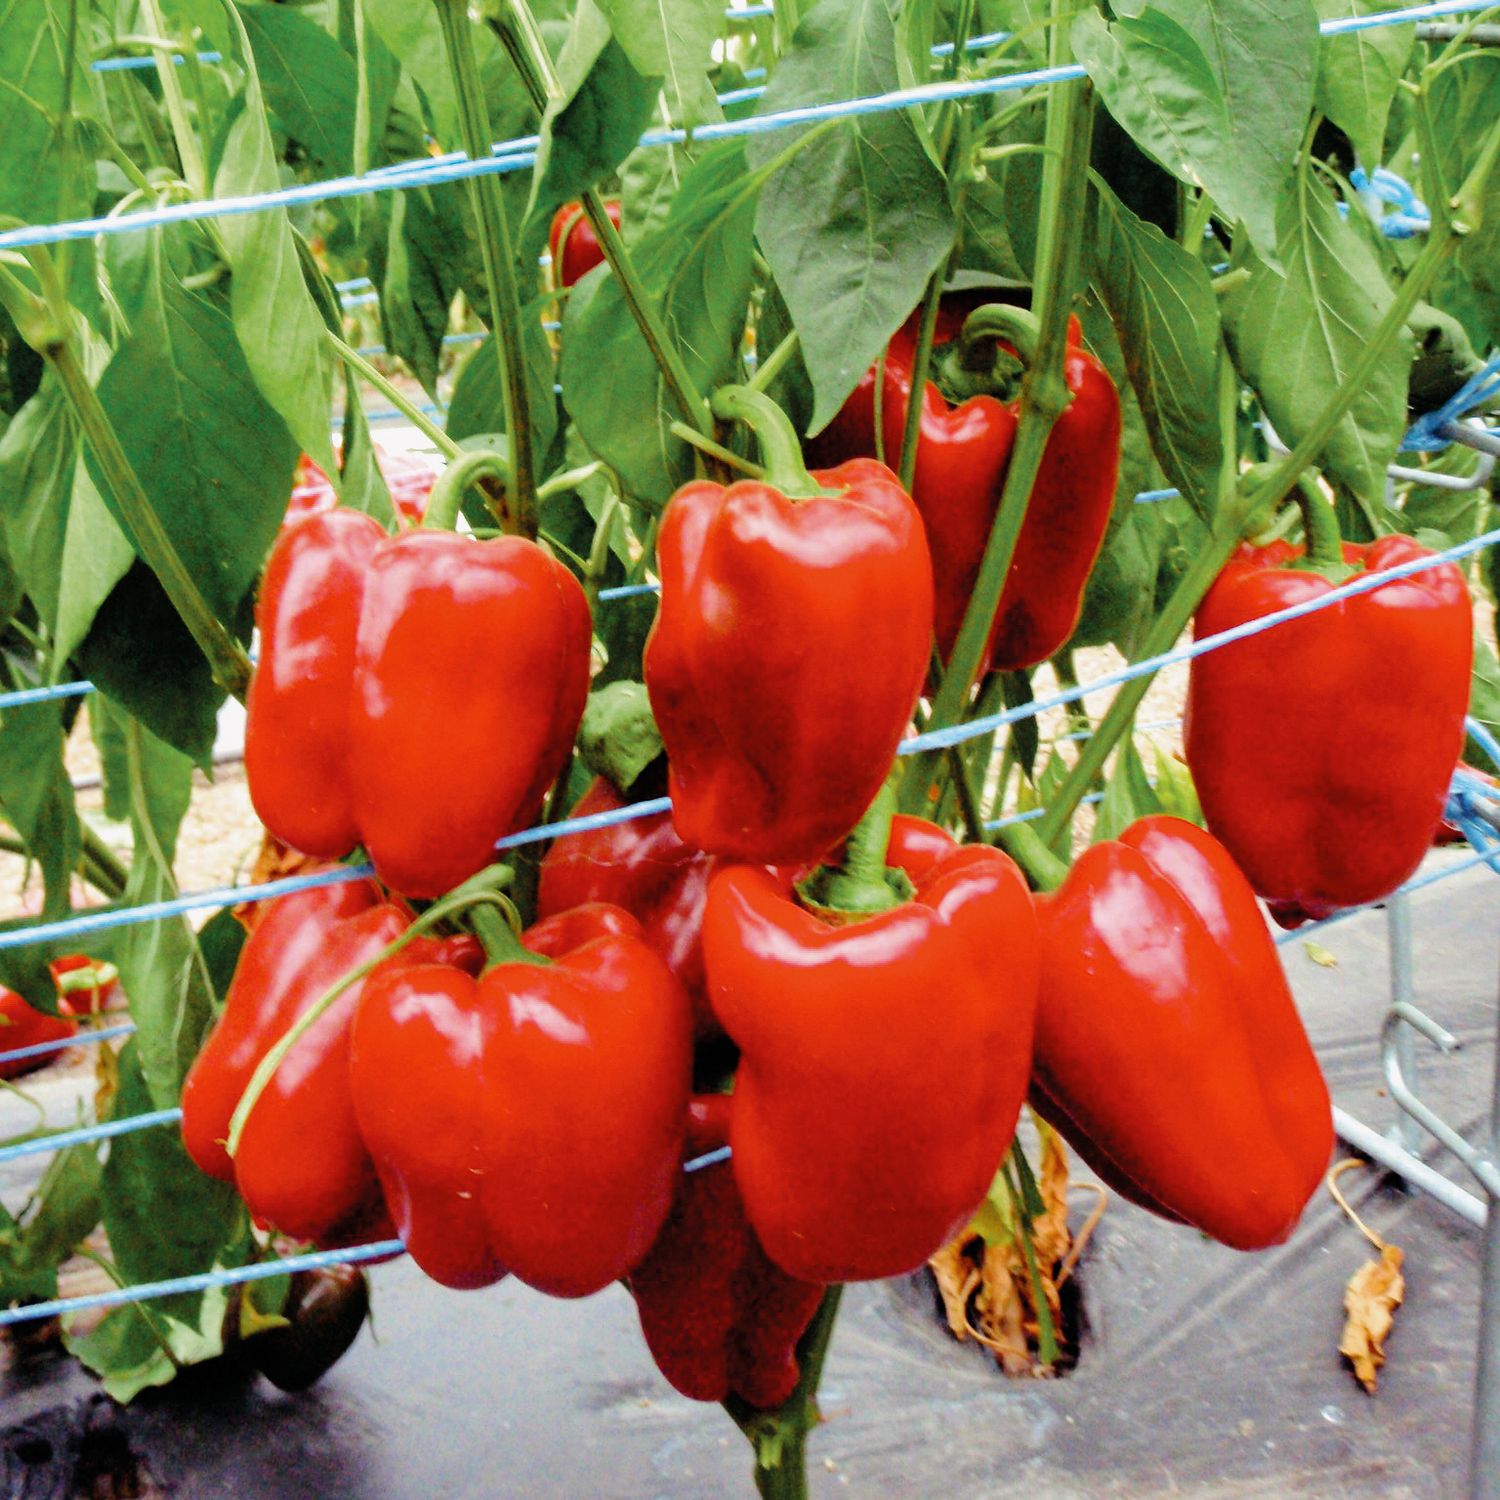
xmin=1334 ymin=1106 xmax=1487 ymax=1227
xmin=1469 ymin=949 xmax=1500 ymax=1497
xmin=1388 ymin=894 xmax=1424 ymax=1156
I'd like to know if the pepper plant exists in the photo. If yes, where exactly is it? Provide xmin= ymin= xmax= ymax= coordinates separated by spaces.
xmin=0 ymin=0 xmax=1496 ymax=1496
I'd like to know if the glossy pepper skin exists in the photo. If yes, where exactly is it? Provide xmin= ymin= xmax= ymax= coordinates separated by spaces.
xmin=644 ymin=459 xmax=933 ymax=863
xmin=247 ymin=514 xmax=592 ymax=899
xmin=1030 ymin=816 xmax=1333 ymax=1251
xmin=348 ymin=902 xmax=693 ymax=1296
xmin=1185 ymin=537 xmax=1473 ymax=925
xmin=547 ymin=199 xmax=621 ymax=287
xmin=0 ymin=989 xmax=76 ymax=1080
xmin=809 ymin=300 xmax=1120 ymax=671
xmin=703 ymin=819 xmax=1039 ymax=1283
xmin=629 ymin=1095 xmax=825 ymax=1408
xmin=181 ymin=879 xmax=480 ymax=1247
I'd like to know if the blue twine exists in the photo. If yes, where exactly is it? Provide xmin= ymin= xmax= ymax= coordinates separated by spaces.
xmin=595 ymin=582 xmax=662 ymax=601
xmin=0 ymin=1237 xmax=405 ymax=1329
xmin=0 ymin=1022 xmax=136 ymax=1071
xmin=0 ymin=679 xmax=95 ymax=709
xmin=898 ymin=520 xmax=1500 ymax=756
xmin=1403 ymin=353 xmax=1500 ymax=452
xmin=0 ymin=1107 xmax=181 ymax=1165
xmin=91 ymin=50 xmax=223 ymax=73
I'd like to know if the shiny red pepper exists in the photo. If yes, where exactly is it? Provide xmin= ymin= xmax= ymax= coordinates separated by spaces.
xmin=181 ymin=878 xmax=480 ymax=1247
xmin=702 ymin=815 xmax=1038 ymax=1282
xmin=645 ymin=390 xmax=933 ymax=862
xmin=1030 ymin=816 xmax=1333 ymax=1251
xmin=246 ymin=513 xmax=592 ymax=899
xmin=0 ymin=988 xmax=76 ymax=1080
xmin=629 ymin=1094 xmax=825 ymax=1409
xmin=1185 ymin=536 xmax=1473 ymax=925
xmin=809 ymin=297 xmax=1120 ymax=671
xmin=348 ymin=902 xmax=693 ymax=1296
xmin=49 ymin=954 xmax=121 ymax=1017
xmin=536 ymin=777 xmax=717 ymax=1034
xmin=547 ymin=199 xmax=621 ymax=287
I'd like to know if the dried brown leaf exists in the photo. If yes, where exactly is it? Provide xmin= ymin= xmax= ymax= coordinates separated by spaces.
xmin=928 ymin=1236 xmax=982 ymax=1341
xmin=1339 ymin=1244 xmax=1405 ymax=1394
xmin=973 ymin=1241 xmax=1033 ymax=1377
xmin=235 ymin=835 xmax=324 ymax=929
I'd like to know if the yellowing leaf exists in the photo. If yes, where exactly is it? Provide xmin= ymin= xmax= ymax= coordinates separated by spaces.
xmin=1304 ymin=940 xmax=1339 ymax=968
xmin=1339 ymin=1244 xmax=1405 ymax=1394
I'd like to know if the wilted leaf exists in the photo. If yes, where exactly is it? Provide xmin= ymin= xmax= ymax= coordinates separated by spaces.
xmin=1340 ymin=1244 xmax=1405 ymax=1394
xmin=928 ymin=1237 xmax=981 ymax=1341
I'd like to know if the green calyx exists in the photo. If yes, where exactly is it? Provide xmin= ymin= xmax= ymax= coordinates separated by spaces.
xmin=709 ymin=386 xmax=841 ymax=501
xmin=931 ymin=302 xmax=1036 ymax=405
xmin=795 ymin=785 xmax=913 ymax=918
xmin=1243 ymin=465 xmax=1358 ymax=583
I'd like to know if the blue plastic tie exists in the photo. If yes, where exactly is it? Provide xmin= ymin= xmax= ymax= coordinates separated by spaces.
xmin=0 ymin=1107 xmax=181 ymax=1165
xmin=1403 ymin=353 xmax=1500 ymax=452
xmin=91 ymin=50 xmax=223 ymax=73
xmin=0 ymin=1022 xmax=136 ymax=1071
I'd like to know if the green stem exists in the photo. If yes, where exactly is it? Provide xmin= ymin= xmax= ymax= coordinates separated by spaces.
xmin=1290 ymin=475 xmax=1348 ymax=572
xmin=80 ymin=822 xmax=129 ymax=898
xmin=48 ymin=337 xmax=252 ymax=700
xmin=748 ymin=328 xmax=801 ymax=394
xmin=996 ymin=819 xmax=1069 ymax=891
xmin=898 ymin=3 xmax=1093 ymax=816
xmin=795 ymin=785 xmax=911 ymax=915
xmin=537 ymin=461 xmax=605 ymax=501
xmin=469 ymin=898 xmax=547 ymax=968
xmin=426 ymin=448 xmax=512 ymax=533
xmin=728 ymin=1284 xmax=843 ymax=1500
xmin=1032 ymin=127 xmax=1497 ymax=846
xmin=433 ymin=0 xmax=538 ymax=538
xmin=326 ymin=330 xmax=461 ymax=460
xmin=669 ymin=420 xmax=765 ymax=478
xmin=227 ymin=887 xmax=516 ymax=1154
xmin=709 ymin=387 xmax=834 ymax=499
xmin=898 ymin=268 xmax=944 ymax=493
xmin=137 ymin=0 xmax=207 ymax=198
xmin=486 ymin=0 xmax=716 ymax=440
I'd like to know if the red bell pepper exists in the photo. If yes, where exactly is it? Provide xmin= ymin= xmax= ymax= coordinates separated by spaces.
xmin=246 ymin=514 xmax=592 ymax=899
xmin=645 ymin=387 xmax=933 ymax=863
xmin=547 ymin=199 xmax=622 ymax=288
xmin=0 ymin=988 xmax=76 ymax=1080
xmin=348 ymin=902 xmax=693 ymax=1296
xmin=1030 ymin=816 xmax=1333 ymax=1251
xmin=809 ymin=296 xmax=1120 ymax=671
xmin=50 ymin=955 xmax=121 ymax=1017
xmin=1185 ymin=535 xmax=1473 ymax=925
xmin=181 ymin=878 xmax=480 ymax=1247
xmin=536 ymin=777 xmax=717 ymax=1034
xmin=702 ymin=811 xmax=1038 ymax=1282
xmin=629 ymin=1094 xmax=825 ymax=1409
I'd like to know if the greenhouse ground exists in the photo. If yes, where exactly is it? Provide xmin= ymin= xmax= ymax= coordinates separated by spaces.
xmin=0 ymin=847 xmax=1494 ymax=1498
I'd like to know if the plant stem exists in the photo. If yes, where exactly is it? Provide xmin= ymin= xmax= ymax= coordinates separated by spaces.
xmin=748 ymin=328 xmax=801 ymax=394
xmin=433 ymin=0 xmax=538 ymax=538
xmin=670 ymin=420 xmax=766 ymax=478
xmin=898 ymin=269 xmax=944 ymax=492
xmin=710 ymin=386 xmax=833 ymax=498
xmin=426 ymin=449 xmax=512 ymax=533
xmin=48 ymin=339 xmax=252 ymax=700
xmin=728 ymin=1285 xmax=843 ymax=1500
xmin=326 ymin=330 xmax=461 ymax=460
xmin=137 ymin=0 xmax=207 ymax=198
xmin=898 ymin=0 xmax=1093 ymax=815
xmin=487 ymin=0 xmax=716 ymax=438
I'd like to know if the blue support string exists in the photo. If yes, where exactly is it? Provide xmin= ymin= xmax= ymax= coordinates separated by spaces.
xmin=0 ymin=1108 xmax=181 ymax=1165
xmin=0 ymin=679 xmax=96 ymax=710
xmin=1403 ymin=354 xmax=1500 ymax=453
xmin=0 ymin=1022 xmax=136 ymax=1071
xmin=90 ymin=51 xmax=223 ymax=73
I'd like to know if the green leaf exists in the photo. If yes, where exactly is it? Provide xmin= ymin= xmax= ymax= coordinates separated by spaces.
xmin=1149 ymin=741 xmax=1202 ymax=826
xmin=382 ymin=186 xmax=469 ymax=398
xmin=1313 ymin=0 xmax=1412 ymax=168
xmin=0 ymin=349 xmax=135 ymax=664
xmin=592 ymin=0 xmax=724 ymax=129
xmin=1467 ymin=632 xmax=1500 ymax=776
xmin=1089 ymin=180 xmax=1224 ymax=518
xmin=212 ymin=0 xmax=339 ymax=477
xmin=1073 ymin=0 xmax=1318 ymax=262
xmin=0 ymin=0 xmax=93 ymax=229
xmin=0 ymin=1144 xmax=102 ymax=1309
xmin=241 ymin=2 xmax=359 ymax=176
xmin=578 ymin=681 xmax=664 ymax=792
xmin=89 ymin=239 xmax=300 ymax=632
xmin=101 ymin=704 xmax=219 ymax=1107
xmin=1222 ymin=165 xmax=1408 ymax=507
xmin=523 ymin=0 xmax=661 ymax=262
xmin=1092 ymin=740 xmax=1162 ymax=843
xmin=562 ymin=142 xmax=762 ymax=503
xmin=0 ymin=698 xmax=81 ymax=921
xmin=76 ymin=562 xmax=230 ymax=767
xmin=747 ymin=0 xmax=956 ymax=433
